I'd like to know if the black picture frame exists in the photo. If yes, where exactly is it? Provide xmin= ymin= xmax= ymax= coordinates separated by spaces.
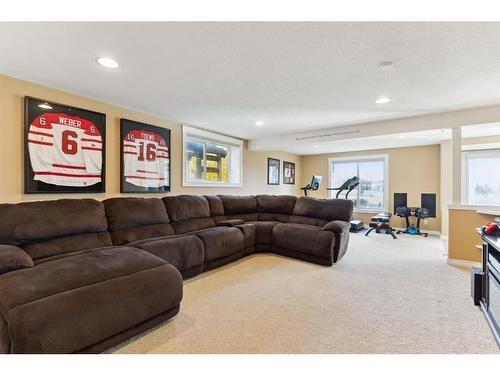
xmin=283 ymin=161 xmax=296 ymax=185
xmin=24 ymin=96 xmax=106 ymax=194
xmin=120 ymin=118 xmax=171 ymax=193
xmin=267 ymin=157 xmax=280 ymax=185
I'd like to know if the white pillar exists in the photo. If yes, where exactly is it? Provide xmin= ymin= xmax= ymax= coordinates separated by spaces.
xmin=451 ymin=127 xmax=462 ymax=204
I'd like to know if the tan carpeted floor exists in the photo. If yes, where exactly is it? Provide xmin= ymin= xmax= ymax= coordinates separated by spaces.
xmin=110 ymin=233 xmax=499 ymax=354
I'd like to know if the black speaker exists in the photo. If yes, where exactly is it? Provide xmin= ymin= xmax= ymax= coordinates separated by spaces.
xmin=421 ymin=193 xmax=436 ymax=218
xmin=393 ymin=193 xmax=407 ymax=214
xmin=471 ymin=267 xmax=483 ymax=306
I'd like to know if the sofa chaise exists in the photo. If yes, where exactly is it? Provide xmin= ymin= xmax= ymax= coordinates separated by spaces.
xmin=0 ymin=194 xmax=352 ymax=353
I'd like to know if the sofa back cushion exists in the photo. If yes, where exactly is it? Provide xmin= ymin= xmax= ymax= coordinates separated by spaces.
xmin=162 ymin=195 xmax=215 ymax=234
xmin=103 ymin=198 xmax=174 ymax=245
xmin=290 ymin=197 xmax=353 ymax=225
xmin=204 ymin=195 xmax=225 ymax=216
xmin=256 ymin=195 xmax=296 ymax=222
xmin=218 ymin=195 xmax=257 ymax=215
xmin=0 ymin=199 xmax=112 ymax=260
xmin=256 ymin=195 xmax=297 ymax=214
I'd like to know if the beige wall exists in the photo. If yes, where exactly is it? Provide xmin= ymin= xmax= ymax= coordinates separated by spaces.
xmin=440 ymin=141 xmax=453 ymax=236
xmin=440 ymin=136 xmax=500 ymax=236
xmin=0 ymin=74 xmax=302 ymax=203
xmin=448 ymin=209 xmax=495 ymax=262
xmin=301 ymin=145 xmax=442 ymax=232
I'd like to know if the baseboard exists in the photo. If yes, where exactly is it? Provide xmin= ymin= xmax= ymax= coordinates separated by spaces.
xmin=447 ymin=258 xmax=481 ymax=268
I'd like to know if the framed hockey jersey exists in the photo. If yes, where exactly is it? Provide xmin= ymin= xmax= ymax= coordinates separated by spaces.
xmin=120 ymin=119 xmax=171 ymax=193
xmin=24 ymin=97 xmax=106 ymax=193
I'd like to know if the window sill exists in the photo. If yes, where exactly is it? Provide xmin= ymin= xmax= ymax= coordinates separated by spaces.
xmin=183 ymin=182 xmax=242 ymax=188
xmin=353 ymin=209 xmax=388 ymax=214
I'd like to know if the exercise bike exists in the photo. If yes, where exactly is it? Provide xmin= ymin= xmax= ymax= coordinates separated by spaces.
xmin=301 ymin=175 xmax=322 ymax=196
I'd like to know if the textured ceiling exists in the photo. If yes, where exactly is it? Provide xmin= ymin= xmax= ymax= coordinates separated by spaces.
xmin=1 ymin=22 xmax=499 ymax=140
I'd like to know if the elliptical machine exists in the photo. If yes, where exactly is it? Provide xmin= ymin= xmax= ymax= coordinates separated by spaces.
xmin=395 ymin=206 xmax=429 ymax=237
xmin=327 ymin=176 xmax=360 ymax=199
xmin=326 ymin=176 xmax=364 ymax=233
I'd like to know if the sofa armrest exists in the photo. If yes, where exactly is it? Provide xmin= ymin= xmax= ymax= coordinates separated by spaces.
xmin=235 ymin=224 xmax=256 ymax=249
xmin=321 ymin=221 xmax=351 ymax=263
xmin=0 ymin=244 xmax=34 ymax=275
xmin=216 ymin=219 xmax=245 ymax=227
xmin=322 ymin=220 xmax=351 ymax=234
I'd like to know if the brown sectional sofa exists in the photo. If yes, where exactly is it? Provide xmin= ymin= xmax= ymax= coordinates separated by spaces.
xmin=0 ymin=194 xmax=353 ymax=353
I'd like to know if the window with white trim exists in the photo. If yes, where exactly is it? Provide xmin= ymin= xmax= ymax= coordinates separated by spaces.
xmin=183 ymin=126 xmax=242 ymax=187
xmin=463 ymin=149 xmax=500 ymax=205
xmin=328 ymin=155 xmax=388 ymax=212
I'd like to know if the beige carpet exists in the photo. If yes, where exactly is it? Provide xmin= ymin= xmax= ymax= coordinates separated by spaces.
xmin=110 ymin=233 xmax=499 ymax=354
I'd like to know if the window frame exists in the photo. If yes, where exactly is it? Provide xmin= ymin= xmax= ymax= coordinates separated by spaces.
xmin=462 ymin=149 xmax=500 ymax=205
xmin=182 ymin=125 xmax=243 ymax=187
xmin=328 ymin=154 xmax=389 ymax=213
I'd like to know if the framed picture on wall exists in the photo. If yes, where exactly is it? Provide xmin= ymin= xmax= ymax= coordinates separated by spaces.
xmin=283 ymin=161 xmax=296 ymax=184
xmin=24 ymin=96 xmax=106 ymax=194
xmin=120 ymin=118 xmax=171 ymax=193
xmin=267 ymin=157 xmax=280 ymax=185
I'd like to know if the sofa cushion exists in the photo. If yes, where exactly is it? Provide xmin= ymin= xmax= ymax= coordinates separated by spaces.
xmin=0 ymin=246 xmax=182 ymax=353
xmin=194 ymin=227 xmax=244 ymax=262
xmin=131 ymin=235 xmax=204 ymax=275
xmin=104 ymin=197 xmax=170 ymax=230
xmin=272 ymin=223 xmax=335 ymax=258
xmin=163 ymin=195 xmax=215 ymax=234
xmin=258 ymin=213 xmax=290 ymax=223
xmin=247 ymin=221 xmax=280 ymax=245
xmin=218 ymin=195 xmax=257 ymax=215
xmin=288 ymin=215 xmax=328 ymax=227
xmin=204 ymin=195 xmax=225 ymax=216
xmin=163 ymin=195 xmax=211 ymax=222
xmin=256 ymin=195 xmax=297 ymax=214
xmin=103 ymin=198 xmax=174 ymax=246
xmin=223 ymin=213 xmax=259 ymax=222
xmin=0 ymin=245 xmax=33 ymax=275
xmin=0 ymin=199 xmax=111 ymax=260
xmin=291 ymin=197 xmax=353 ymax=223
xmin=235 ymin=224 xmax=256 ymax=250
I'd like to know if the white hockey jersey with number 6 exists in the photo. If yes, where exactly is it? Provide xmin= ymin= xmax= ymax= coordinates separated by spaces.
xmin=28 ymin=113 xmax=103 ymax=187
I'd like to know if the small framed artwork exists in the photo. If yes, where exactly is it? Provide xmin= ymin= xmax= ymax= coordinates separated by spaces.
xmin=267 ymin=157 xmax=280 ymax=185
xmin=120 ymin=118 xmax=171 ymax=193
xmin=24 ymin=96 xmax=106 ymax=194
xmin=283 ymin=161 xmax=296 ymax=184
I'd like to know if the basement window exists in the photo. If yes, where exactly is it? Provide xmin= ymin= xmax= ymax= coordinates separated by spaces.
xmin=328 ymin=155 xmax=389 ymax=212
xmin=463 ymin=150 xmax=500 ymax=205
xmin=183 ymin=126 xmax=243 ymax=187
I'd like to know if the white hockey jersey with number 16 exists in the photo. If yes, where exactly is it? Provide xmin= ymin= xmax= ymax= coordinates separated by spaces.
xmin=28 ymin=113 xmax=103 ymax=187
xmin=123 ymin=129 xmax=169 ymax=188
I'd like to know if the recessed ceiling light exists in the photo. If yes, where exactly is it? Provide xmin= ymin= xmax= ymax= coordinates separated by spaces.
xmin=378 ymin=61 xmax=394 ymax=70
xmin=399 ymin=135 xmax=406 ymax=139
xmin=97 ymin=57 xmax=119 ymax=69
xmin=375 ymin=97 xmax=391 ymax=104
xmin=313 ymin=145 xmax=319 ymax=148
xmin=254 ymin=121 xmax=264 ymax=126
xmin=38 ymin=103 xmax=52 ymax=110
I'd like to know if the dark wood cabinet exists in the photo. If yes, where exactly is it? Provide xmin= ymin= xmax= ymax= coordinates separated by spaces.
xmin=479 ymin=233 xmax=500 ymax=346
